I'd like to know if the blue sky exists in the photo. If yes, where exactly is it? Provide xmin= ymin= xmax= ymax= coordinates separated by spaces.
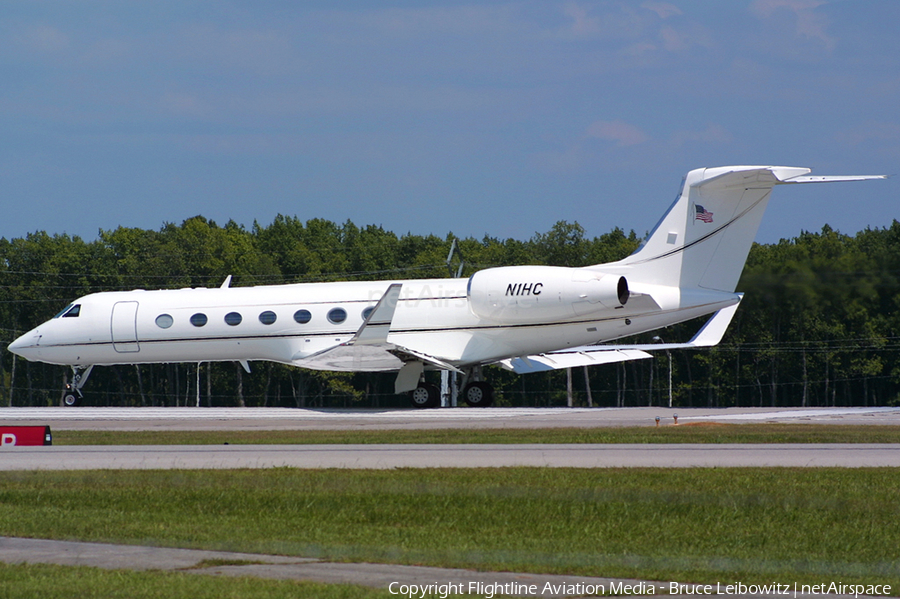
xmin=1 ymin=1 xmax=896 ymax=245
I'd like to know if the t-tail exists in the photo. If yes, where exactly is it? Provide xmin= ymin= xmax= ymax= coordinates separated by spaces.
xmin=611 ymin=166 xmax=886 ymax=292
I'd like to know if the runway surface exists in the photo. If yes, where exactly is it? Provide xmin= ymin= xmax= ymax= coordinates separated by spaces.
xmin=4 ymin=408 xmax=899 ymax=597
xmin=3 ymin=443 xmax=900 ymax=470
xmin=0 ymin=536 xmax=654 ymax=597
xmin=3 ymin=406 xmax=900 ymax=431
xmin=3 ymin=537 xmax=896 ymax=599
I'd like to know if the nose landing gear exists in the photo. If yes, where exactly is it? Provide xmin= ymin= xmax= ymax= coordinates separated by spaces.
xmin=63 ymin=365 xmax=94 ymax=407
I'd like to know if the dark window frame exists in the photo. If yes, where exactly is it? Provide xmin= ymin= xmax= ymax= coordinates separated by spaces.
xmin=327 ymin=307 xmax=347 ymax=324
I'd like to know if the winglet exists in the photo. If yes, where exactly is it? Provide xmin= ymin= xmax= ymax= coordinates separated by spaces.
xmin=616 ymin=294 xmax=743 ymax=351
xmin=351 ymin=284 xmax=403 ymax=346
xmin=498 ymin=295 xmax=744 ymax=374
xmin=683 ymin=293 xmax=742 ymax=347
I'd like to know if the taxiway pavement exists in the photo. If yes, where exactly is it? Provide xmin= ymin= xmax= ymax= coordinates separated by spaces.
xmin=4 ymin=407 xmax=899 ymax=597
xmin=2 ymin=537 xmax=896 ymax=598
xmin=0 ymin=536 xmax=651 ymax=597
xmin=2 ymin=406 xmax=900 ymax=431
xmin=3 ymin=443 xmax=900 ymax=470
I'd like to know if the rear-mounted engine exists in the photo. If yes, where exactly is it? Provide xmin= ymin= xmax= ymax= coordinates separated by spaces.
xmin=467 ymin=265 xmax=628 ymax=324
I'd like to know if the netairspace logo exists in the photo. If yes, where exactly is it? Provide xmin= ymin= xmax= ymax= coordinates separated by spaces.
xmin=388 ymin=580 xmax=894 ymax=598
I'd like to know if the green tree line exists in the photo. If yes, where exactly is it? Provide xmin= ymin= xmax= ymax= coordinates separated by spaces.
xmin=1 ymin=215 xmax=898 ymax=408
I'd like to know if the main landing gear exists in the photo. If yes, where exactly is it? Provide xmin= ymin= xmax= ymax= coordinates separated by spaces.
xmin=63 ymin=365 xmax=94 ymax=407
xmin=460 ymin=381 xmax=493 ymax=407
xmin=409 ymin=382 xmax=440 ymax=409
xmin=408 ymin=367 xmax=494 ymax=409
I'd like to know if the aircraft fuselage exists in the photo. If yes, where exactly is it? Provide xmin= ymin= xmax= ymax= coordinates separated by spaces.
xmin=9 ymin=275 xmax=736 ymax=371
xmin=8 ymin=165 xmax=882 ymax=407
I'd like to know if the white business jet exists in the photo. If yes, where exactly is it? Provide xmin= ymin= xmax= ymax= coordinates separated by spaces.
xmin=8 ymin=166 xmax=884 ymax=408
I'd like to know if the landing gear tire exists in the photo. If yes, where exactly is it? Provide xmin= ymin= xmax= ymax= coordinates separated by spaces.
xmin=63 ymin=365 xmax=93 ymax=407
xmin=409 ymin=383 xmax=440 ymax=409
xmin=63 ymin=390 xmax=80 ymax=407
xmin=462 ymin=381 xmax=494 ymax=407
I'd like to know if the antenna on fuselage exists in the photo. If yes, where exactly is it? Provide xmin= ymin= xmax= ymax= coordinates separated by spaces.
xmin=220 ymin=275 xmax=232 ymax=289
xmin=443 ymin=238 xmax=466 ymax=408
xmin=446 ymin=239 xmax=465 ymax=278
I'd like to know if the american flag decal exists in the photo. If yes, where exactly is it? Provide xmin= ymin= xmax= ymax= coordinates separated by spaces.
xmin=695 ymin=205 xmax=713 ymax=223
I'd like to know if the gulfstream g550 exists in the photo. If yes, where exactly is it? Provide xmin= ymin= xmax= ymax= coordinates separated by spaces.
xmin=8 ymin=166 xmax=885 ymax=407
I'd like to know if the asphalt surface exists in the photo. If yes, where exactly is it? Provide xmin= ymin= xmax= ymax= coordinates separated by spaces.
xmin=3 ymin=405 xmax=900 ymax=430
xmin=2 ymin=537 xmax=895 ymax=598
xmin=4 ymin=406 xmax=899 ymax=597
xmin=0 ymin=536 xmax=653 ymax=597
xmin=3 ymin=442 xmax=900 ymax=470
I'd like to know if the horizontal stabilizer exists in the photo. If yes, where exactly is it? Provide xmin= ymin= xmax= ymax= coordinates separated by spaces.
xmin=780 ymin=174 xmax=887 ymax=184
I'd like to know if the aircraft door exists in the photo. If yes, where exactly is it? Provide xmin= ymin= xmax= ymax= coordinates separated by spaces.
xmin=111 ymin=301 xmax=140 ymax=353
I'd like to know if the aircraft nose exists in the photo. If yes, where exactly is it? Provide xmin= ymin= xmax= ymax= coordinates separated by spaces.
xmin=8 ymin=329 xmax=41 ymax=360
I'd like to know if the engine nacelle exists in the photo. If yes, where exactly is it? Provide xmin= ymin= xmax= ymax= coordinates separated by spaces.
xmin=467 ymin=265 xmax=628 ymax=324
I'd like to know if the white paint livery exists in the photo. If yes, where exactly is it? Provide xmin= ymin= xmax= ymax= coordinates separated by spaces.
xmin=467 ymin=266 xmax=628 ymax=324
xmin=7 ymin=166 xmax=885 ymax=407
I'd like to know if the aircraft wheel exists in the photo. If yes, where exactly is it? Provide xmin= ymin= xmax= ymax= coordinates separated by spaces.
xmin=63 ymin=392 xmax=80 ymax=407
xmin=409 ymin=383 xmax=440 ymax=409
xmin=463 ymin=381 xmax=494 ymax=407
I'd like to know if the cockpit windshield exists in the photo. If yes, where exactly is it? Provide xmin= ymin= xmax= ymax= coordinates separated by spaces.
xmin=53 ymin=304 xmax=81 ymax=319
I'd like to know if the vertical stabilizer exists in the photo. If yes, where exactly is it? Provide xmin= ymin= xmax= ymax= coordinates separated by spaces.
xmin=613 ymin=166 xmax=885 ymax=292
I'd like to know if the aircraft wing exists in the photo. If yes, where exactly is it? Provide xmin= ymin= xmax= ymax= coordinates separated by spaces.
xmin=292 ymin=283 xmax=462 ymax=375
xmin=498 ymin=296 xmax=742 ymax=374
xmin=352 ymin=283 xmax=402 ymax=346
xmin=498 ymin=348 xmax=653 ymax=374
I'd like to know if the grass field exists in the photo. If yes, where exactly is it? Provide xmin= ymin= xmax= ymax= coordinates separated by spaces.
xmin=0 ymin=563 xmax=397 ymax=599
xmin=1 ymin=468 xmax=898 ymax=590
xmin=7 ymin=425 xmax=899 ymax=596
xmin=52 ymin=423 xmax=900 ymax=445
